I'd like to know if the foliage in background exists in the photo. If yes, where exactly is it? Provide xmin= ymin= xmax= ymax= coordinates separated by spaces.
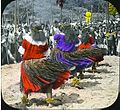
xmin=109 ymin=2 xmax=117 ymax=16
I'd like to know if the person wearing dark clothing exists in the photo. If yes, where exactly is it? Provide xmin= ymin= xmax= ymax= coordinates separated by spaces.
xmin=107 ymin=31 xmax=116 ymax=55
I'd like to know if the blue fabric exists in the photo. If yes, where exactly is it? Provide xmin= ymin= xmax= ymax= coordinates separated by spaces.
xmin=55 ymin=52 xmax=93 ymax=69
xmin=54 ymin=34 xmax=76 ymax=52
xmin=54 ymin=33 xmax=93 ymax=73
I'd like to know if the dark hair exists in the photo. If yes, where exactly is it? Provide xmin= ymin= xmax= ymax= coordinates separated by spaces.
xmin=60 ymin=24 xmax=77 ymax=42
xmin=31 ymin=26 xmax=46 ymax=42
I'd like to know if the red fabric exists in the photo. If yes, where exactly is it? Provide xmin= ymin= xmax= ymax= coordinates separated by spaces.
xmin=22 ymin=39 xmax=48 ymax=60
xmin=77 ymin=36 xmax=103 ymax=62
xmin=21 ymin=64 xmax=41 ymax=94
xmin=88 ymin=36 xmax=94 ymax=44
xmin=87 ymin=56 xmax=104 ymax=62
xmin=20 ymin=39 xmax=71 ymax=94
xmin=77 ymin=35 xmax=94 ymax=49
xmin=53 ymin=71 xmax=71 ymax=89
xmin=36 ymin=76 xmax=50 ymax=85
xmin=21 ymin=63 xmax=71 ymax=93
xmin=77 ymin=43 xmax=91 ymax=49
xmin=20 ymin=39 xmax=49 ymax=94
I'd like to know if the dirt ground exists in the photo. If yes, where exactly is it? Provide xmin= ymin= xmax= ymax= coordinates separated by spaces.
xmin=1 ymin=56 xmax=119 ymax=110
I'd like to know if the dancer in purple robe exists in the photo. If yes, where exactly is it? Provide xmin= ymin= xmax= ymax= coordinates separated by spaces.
xmin=53 ymin=33 xmax=94 ymax=78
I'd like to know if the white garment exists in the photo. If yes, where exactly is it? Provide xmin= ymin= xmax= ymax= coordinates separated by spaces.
xmin=44 ymin=48 xmax=51 ymax=57
xmin=18 ymin=35 xmax=48 ymax=55
xmin=76 ymin=35 xmax=82 ymax=47
xmin=23 ymin=34 xmax=47 ymax=46
xmin=8 ymin=32 xmax=15 ymax=43
xmin=117 ymin=39 xmax=120 ymax=53
xmin=49 ymin=35 xmax=55 ymax=48
xmin=18 ymin=46 xmax=25 ymax=55
xmin=53 ymin=27 xmax=60 ymax=34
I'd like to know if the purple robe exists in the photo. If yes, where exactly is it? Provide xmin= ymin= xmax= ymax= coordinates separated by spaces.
xmin=54 ymin=33 xmax=76 ymax=52
xmin=54 ymin=33 xmax=93 ymax=72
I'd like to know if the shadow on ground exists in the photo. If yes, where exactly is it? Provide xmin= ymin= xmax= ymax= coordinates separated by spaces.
xmin=76 ymin=81 xmax=101 ymax=89
xmin=97 ymin=63 xmax=112 ymax=67
xmin=85 ymin=68 xmax=115 ymax=74
xmin=83 ymin=74 xmax=102 ymax=80
xmin=11 ymin=93 xmax=84 ymax=108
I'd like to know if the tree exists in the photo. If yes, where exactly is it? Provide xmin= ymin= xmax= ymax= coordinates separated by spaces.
xmin=109 ymin=2 xmax=118 ymax=16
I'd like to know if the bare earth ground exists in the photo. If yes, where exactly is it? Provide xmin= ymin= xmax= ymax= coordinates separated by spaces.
xmin=1 ymin=56 xmax=119 ymax=110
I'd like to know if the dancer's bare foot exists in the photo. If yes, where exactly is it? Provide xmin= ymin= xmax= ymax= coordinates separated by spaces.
xmin=21 ymin=94 xmax=29 ymax=106
xmin=71 ymin=77 xmax=80 ymax=86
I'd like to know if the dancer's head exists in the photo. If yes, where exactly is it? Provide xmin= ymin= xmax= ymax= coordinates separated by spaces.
xmin=30 ymin=22 xmax=46 ymax=42
xmin=59 ymin=23 xmax=78 ymax=42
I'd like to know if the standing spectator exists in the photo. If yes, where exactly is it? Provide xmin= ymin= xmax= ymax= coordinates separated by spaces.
xmin=117 ymin=31 xmax=120 ymax=56
xmin=106 ymin=29 xmax=117 ymax=55
xmin=112 ymin=32 xmax=117 ymax=55
xmin=94 ymin=29 xmax=99 ymax=45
